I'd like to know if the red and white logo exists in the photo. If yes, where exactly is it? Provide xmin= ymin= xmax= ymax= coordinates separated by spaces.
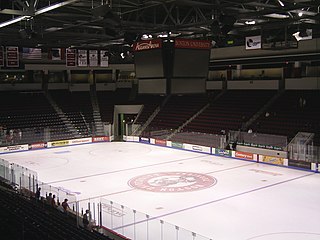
xmin=133 ymin=40 xmax=162 ymax=51
xmin=128 ymin=172 xmax=217 ymax=193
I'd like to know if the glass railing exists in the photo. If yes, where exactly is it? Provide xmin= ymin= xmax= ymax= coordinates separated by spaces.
xmin=75 ymin=197 xmax=213 ymax=240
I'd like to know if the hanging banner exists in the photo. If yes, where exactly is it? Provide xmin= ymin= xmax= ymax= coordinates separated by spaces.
xmin=66 ymin=48 xmax=76 ymax=67
xmin=22 ymin=48 xmax=42 ymax=60
xmin=89 ymin=50 xmax=98 ymax=67
xmin=50 ymin=48 xmax=62 ymax=60
xmin=6 ymin=46 xmax=19 ymax=67
xmin=78 ymin=49 xmax=88 ymax=67
xmin=245 ymin=35 xmax=261 ymax=50
xmin=0 ymin=46 xmax=4 ymax=66
xmin=100 ymin=50 xmax=109 ymax=67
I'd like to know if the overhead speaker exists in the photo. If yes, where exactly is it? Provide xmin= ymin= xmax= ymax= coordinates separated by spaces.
xmin=92 ymin=4 xmax=111 ymax=18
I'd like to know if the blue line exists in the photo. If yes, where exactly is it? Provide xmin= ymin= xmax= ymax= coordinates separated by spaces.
xmin=112 ymin=172 xmax=315 ymax=230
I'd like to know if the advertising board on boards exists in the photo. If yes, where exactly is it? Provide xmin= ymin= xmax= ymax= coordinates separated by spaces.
xmin=0 ymin=144 xmax=29 ymax=154
xmin=139 ymin=137 xmax=150 ymax=143
xmin=215 ymin=148 xmax=231 ymax=157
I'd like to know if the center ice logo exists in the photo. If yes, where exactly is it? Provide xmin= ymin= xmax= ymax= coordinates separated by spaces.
xmin=128 ymin=172 xmax=217 ymax=193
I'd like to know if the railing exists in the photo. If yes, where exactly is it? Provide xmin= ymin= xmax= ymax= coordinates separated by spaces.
xmin=0 ymin=158 xmax=77 ymax=208
xmin=170 ymin=131 xmax=226 ymax=149
xmin=229 ymin=130 xmax=288 ymax=151
xmin=76 ymin=197 xmax=213 ymax=240
xmin=0 ymin=126 xmax=110 ymax=147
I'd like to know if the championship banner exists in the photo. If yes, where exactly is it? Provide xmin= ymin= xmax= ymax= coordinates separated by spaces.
xmin=100 ymin=50 xmax=109 ymax=67
xmin=0 ymin=46 xmax=4 ymax=66
xmin=50 ymin=48 xmax=62 ymax=60
xmin=22 ymin=48 xmax=42 ymax=60
xmin=245 ymin=35 xmax=261 ymax=50
xmin=6 ymin=46 xmax=19 ymax=67
xmin=78 ymin=49 xmax=88 ymax=66
xmin=66 ymin=48 xmax=76 ymax=67
xmin=174 ymin=39 xmax=212 ymax=49
xmin=89 ymin=50 xmax=98 ymax=67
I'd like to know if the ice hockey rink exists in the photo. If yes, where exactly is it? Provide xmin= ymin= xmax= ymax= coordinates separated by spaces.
xmin=1 ymin=141 xmax=320 ymax=240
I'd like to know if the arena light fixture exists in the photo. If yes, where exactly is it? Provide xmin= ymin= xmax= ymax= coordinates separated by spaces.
xmin=0 ymin=0 xmax=79 ymax=29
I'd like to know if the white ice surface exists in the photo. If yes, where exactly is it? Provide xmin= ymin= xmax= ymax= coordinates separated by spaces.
xmin=2 ymin=142 xmax=320 ymax=240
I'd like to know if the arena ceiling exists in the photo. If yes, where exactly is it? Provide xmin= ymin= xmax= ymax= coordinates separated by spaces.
xmin=0 ymin=0 xmax=319 ymax=50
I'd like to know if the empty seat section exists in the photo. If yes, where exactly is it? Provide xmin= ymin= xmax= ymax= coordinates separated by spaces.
xmin=184 ymin=90 xmax=276 ymax=134
xmin=146 ymin=94 xmax=209 ymax=132
xmin=250 ymin=90 xmax=320 ymax=142
xmin=50 ymin=90 xmax=93 ymax=137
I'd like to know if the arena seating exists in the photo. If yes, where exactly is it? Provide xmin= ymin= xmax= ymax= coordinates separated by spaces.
xmin=0 ymin=182 xmax=112 ymax=240
xmin=97 ymin=89 xmax=131 ymax=124
xmin=249 ymin=90 xmax=320 ymax=144
xmin=183 ymin=90 xmax=276 ymax=134
xmin=0 ymin=91 xmax=73 ymax=144
xmin=132 ymin=95 xmax=164 ymax=124
xmin=50 ymin=90 xmax=94 ymax=137
xmin=145 ymin=94 xmax=209 ymax=133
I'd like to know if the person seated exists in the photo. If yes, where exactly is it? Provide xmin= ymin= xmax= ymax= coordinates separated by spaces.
xmin=62 ymin=198 xmax=70 ymax=212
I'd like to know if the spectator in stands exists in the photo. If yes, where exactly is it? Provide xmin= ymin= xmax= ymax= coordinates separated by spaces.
xmin=83 ymin=210 xmax=90 ymax=230
xmin=56 ymin=202 xmax=65 ymax=213
xmin=51 ymin=194 xmax=56 ymax=207
xmin=62 ymin=198 xmax=70 ymax=212
xmin=46 ymin=192 xmax=53 ymax=204
xmin=35 ymin=187 xmax=41 ymax=201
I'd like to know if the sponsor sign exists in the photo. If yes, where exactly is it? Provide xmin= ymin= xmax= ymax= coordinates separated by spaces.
xmin=101 ymin=203 xmax=126 ymax=217
xmin=175 ymin=39 xmax=212 ymax=49
xmin=133 ymin=136 xmax=140 ymax=142
xmin=69 ymin=137 xmax=92 ymax=145
xmin=29 ymin=143 xmax=46 ymax=150
xmin=245 ymin=35 xmax=261 ymax=50
xmin=66 ymin=48 xmax=76 ymax=67
xmin=125 ymin=136 xmax=134 ymax=142
xmin=171 ymin=142 xmax=183 ymax=149
xmin=155 ymin=139 xmax=166 ymax=146
xmin=215 ymin=148 xmax=231 ymax=157
xmin=6 ymin=46 xmax=19 ymax=67
xmin=139 ymin=137 xmax=150 ymax=143
xmin=47 ymin=140 xmax=70 ymax=148
xmin=288 ymin=159 xmax=311 ymax=170
xmin=133 ymin=39 xmax=162 ymax=51
xmin=183 ymin=144 xmax=211 ymax=154
xmin=260 ymin=155 xmax=284 ymax=166
xmin=237 ymin=142 xmax=284 ymax=151
xmin=0 ymin=46 xmax=4 ymax=66
xmin=235 ymin=151 xmax=254 ymax=161
xmin=128 ymin=172 xmax=217 ymax=193
xmin=0 ymin=144 xmax=29 ymax=154
xmin=92 ymin=136 xmax=109 ymax=142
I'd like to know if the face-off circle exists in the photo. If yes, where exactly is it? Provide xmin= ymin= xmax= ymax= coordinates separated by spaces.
xmin=128 ymin=172 xmax=217 ymax=193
